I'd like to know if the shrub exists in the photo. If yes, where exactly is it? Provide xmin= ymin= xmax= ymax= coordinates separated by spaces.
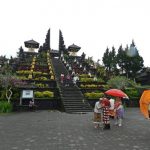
xmin=107 ymin=76 xmax=129 ymax=89
xmin=42 ymin=72 xmax=48 ymax=75
xmin=35 ymin=76 xmax=48 ymax=81
xmin=34 ymin=91 xmax=43 ymax=98
xmin=0 ymin=101 xmax=13 ymax=113
xmin=80 ymin=84 xmax=104 ymax=88
xmin=103 ymin=85 xmax=110 ymax=90
xmin=84 ymin=92 xmax=104 ymax=99
xmin=35 ymin=83 xmax=48 ymax=88
xmin=18 ymin=76 xmax=28 ymax=80
xmin=124 ymin=88 xmax=140 ymax=98
xmin=80 ymin=78 xmax=93 ymax=82
xmin=107 ymin=76 xmax=140 ymax=90
xmin=79 ymin=74 xmax=89 ymax=78
xmin=0 ymin=90 xmax=6 ymax=101
xmin=16 ymin=70 xmax=32 ymax=75
xmin=12 ymin=92 xmax=20 ymax=99
xmin=34 ymin=91 xmax=54 ymax=98
xmin=43 ymin=91 xmax=54 ymax=98
xmin=97 ymin=78 xmax=104 ymax=82
xmin=33 ymin=71 xmax=42 ymax=75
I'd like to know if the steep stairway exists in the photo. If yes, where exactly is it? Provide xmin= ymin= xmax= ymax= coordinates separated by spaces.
xmin=51 ymin=57 xmax=92 ymax=113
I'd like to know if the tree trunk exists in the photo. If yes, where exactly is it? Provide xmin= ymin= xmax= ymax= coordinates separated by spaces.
xmin=6 ymin=87 xmax=13 ymax=103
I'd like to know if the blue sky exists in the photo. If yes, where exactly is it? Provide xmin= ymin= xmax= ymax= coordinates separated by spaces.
xmin=0 ymin=0 xmax=149 ymax=67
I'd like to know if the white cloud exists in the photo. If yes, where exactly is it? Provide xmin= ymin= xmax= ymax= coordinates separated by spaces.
xmin=0 ymin=0 xmax=149 ymax=66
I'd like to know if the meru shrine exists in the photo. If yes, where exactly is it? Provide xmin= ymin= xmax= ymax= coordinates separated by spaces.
xmin=0 ymin=29 xmax=150 ymax=113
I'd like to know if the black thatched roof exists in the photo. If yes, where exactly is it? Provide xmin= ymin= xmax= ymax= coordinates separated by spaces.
xmin=24 ymin=39 xmax=39 ymax=48
xmin=50 ymin=49 xmax=59 ymax=57
xmin=68 ymin=44 xmax=81 ymax=52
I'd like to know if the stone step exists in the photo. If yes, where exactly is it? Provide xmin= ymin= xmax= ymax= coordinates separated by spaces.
xmin=63 ymin=104 xmax=90 ymax=107
xmin=62 ymin=96 xmax=83 ymax=99
xmin=66 ymin=110 xmax=92 ymax=114
xmin=62 ymin=100 xmax=84 ymax=103
xmin=63 ymin=102 xmax=89 ymax=105
xmin=60 ymin=88 xmax=80 ymax=92
xmin=60 ymin=90 xmax=82 ymax=93
xmin=65 ymin=108 xmax=92 ymax=112
xmin=61 ymin=94 xmax=82 ymax=97
xmin=63 ymin=101 xmax=87 ymax=103
xmin=65 ymin=107 xmax=92 ymax=110
xmin=52 ymin=57 xmax=92 ymax=113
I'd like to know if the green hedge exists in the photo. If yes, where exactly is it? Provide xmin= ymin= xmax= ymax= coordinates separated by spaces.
xmin=84 ymin=92 xmax=104 ymax=99
xmin=34 ymin=91 xmax=54 ymax=98
xmin=124 ymin=88 xmax=140 ymax=98
xmin=0 ymin=101 xmax=13 ymax=113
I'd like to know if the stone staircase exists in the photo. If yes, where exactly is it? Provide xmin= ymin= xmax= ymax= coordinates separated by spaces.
xmin=52 ymin=57 xmax=92 ymax=113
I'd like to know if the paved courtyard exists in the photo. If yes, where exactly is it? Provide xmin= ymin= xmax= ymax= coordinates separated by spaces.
xmin=0 ymin=108 xmax=150 ymax=150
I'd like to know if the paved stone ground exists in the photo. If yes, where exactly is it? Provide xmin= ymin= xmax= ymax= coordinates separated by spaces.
xmin=0 ymin=108 xmax=150 ymax=150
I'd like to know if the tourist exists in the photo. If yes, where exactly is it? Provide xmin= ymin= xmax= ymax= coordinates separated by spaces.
xmin=93 ymin=76 xmax=97 ymax=81
xmin=88 ymin=72 xmax=91 ymax=77
xmin=73 ymin=74 xmax=79 ymax=85
xmin=68 ymin=65 xmax=72 ymax=74
xmin=101 ymin=98 xmax=111 ymax=130
xmin=93 ymin=98 xmax=102 ymax=128
xmin=109 ymin=98 xmax=115 ymax=119
xmin=65 ymin=74 xmax=71 ymax=87
xmin=29 ymin=100 xmax=35 ymax=110
xmin=114 ymin=97 xmax=124 ymax=126
xmin=72 ymin=69 xmax=75 ymax=76
xmin=60 ymin=73 xmax=64 ymax=85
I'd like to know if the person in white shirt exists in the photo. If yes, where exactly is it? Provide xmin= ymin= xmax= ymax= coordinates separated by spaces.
xmin=73 ymin=74 xmax=79 ymax=85
xmin=109 ymin=98 xmax=115 ymax=119
xmin=93 ymin=98 xmax=102 ymax=128
xmin=93 ymin=76 xmax=97 ymax=81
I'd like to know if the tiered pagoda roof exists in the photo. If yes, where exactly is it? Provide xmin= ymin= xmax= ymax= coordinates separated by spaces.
xmin=68 ymin=44 xmax=81 ymax=52
xmin=24 ymin=39 xmax=39 ymax=48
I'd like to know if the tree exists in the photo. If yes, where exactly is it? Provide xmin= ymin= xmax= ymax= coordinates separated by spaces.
xmin=0 ymin=74 xmax=26 ymax=103
xmin=102 ymin=47 xmax=111 ymax=77
xmin=117 ymin=42 xmax=144 ymax=79
xmin=107 ymin=76 xmax=131 ymax=90
xmin=117 ymin=45 xmax=126 ymax=74
xmin=0 ymin=60 xmax=13 ymax=75
xmin=96 ymin=65 xmax=106 ymax=80
xmin=124 ymin=43 xmax=144 ymax=79
xmin=109 ymin=46 xmax=117 ymax=75
xmin=102 ymin=47 xmax=118 ymax=78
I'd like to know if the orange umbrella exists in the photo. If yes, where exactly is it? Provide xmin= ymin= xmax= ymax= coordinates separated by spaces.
xmin=139 ymin=90 xmax=150 ymax=119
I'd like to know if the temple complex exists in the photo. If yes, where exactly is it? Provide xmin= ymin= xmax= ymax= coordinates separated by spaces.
xmin=0 ymin=28 xmax=149 ymax=113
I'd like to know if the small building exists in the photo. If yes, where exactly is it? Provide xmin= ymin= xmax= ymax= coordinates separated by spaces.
xmin=24 ymin=39 xmax=39 ymax=52
xmin=68 ymin=44 xmax=81 ymax=56
xmin=136 ymin=67 xmax=150 ymax=85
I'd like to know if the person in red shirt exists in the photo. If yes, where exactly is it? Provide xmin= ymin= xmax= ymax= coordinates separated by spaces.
xmin=101 ymin=98 xmax=111 ymax=130
xmin=65 ymin=74 xmax=71 ymax=87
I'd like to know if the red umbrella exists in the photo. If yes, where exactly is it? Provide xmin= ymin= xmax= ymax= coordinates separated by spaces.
xmin=105 ymin=89 xmax=128 ymax=98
